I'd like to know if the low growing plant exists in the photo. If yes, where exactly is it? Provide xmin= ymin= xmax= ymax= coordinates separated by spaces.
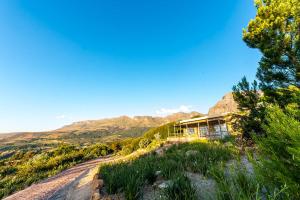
xmin=163 ymin=172 xmax=196 ymax=200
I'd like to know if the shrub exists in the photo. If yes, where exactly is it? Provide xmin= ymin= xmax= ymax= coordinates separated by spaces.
xmin=138 ymin=138 xmax=151 ymax=149
xmin=254 ymin=105 xmax=300 ymax=199
xmin=143 ymin=123 xmax=174 ymax=140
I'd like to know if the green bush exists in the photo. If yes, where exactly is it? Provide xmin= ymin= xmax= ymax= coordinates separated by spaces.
xmin=138 ymin=138 xmax=151 ymax=149
xmin=143 ymin=123 xmax=174 ymax=140
xmin=254 ymin=105 xmax=300 ymax=199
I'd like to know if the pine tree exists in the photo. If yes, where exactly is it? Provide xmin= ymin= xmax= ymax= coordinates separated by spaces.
xmin=232 ymin=77 xmax=264 ymax=138
xmin=233 ymin=0 xmax=300 ymax=137
xmin=243 ymin=0 xmax=300 ymax=106
xmin=255 ymin=104 xmax=300 ymax=198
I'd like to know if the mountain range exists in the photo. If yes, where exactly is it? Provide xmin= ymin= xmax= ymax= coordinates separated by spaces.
xmin=0 ymin=112 xmax=203 ymax=147
xmin=0 ymin=92 xmax=237 ymax=147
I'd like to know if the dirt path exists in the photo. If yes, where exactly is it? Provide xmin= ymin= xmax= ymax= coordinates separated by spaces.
xmin=3 ymin=141 xmax=178 ymax=200
xmin=4 ymin=156 xmax=117 ymax=200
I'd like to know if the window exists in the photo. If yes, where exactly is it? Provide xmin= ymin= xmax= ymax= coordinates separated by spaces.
xmin=214 ymin=125 xmax=221 ymax=134
xmin=199 ymin=126 xmax=208 ymax=136
xmin=188 ymin=128 xmax=194 ymax=134
xmin=220 ymin=124 xmax=227 ymax=132
xmin=214 ymin=123 xmax=228 ymax=136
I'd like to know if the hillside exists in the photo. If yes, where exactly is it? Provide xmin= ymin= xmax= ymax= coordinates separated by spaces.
xmin=0 ymin=112 xmax=202 ymax=148
xmin=0 ymin=91 xmax=240 ymax=148
xmin=57 ymin=111 xmax=201 ymax=132
xmin=1 ymin=91 xmax=241 ymax=148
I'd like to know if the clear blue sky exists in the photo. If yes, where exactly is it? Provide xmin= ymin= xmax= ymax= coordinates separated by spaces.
xmin=0 ymin=0 xmax=260 ymax=133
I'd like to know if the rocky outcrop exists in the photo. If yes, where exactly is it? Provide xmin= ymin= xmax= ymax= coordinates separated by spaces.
xmin=208 ymin=93 xmax=238 ymax=116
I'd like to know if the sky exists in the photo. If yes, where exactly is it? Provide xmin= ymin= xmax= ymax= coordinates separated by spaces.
xmin=0 ymin=0 xmax=261 ymax=133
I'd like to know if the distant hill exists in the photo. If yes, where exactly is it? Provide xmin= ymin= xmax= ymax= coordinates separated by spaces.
xmin=208 ymin=92 xmax=238 ymax=116
xmin=0 ymin=112 xmax=203 ymax=147
xmin=1 ymin=91 xmax=241 ymax=147
xmin=57 ymin=111 xmax=202 ymax=132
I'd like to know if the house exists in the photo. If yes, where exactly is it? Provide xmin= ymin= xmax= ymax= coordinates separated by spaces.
xmin=171 ymin=113 xmax=233 ymax=139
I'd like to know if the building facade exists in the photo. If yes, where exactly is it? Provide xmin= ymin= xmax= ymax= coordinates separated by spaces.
xmin=172 ymin=113 xmax=232 ymax=139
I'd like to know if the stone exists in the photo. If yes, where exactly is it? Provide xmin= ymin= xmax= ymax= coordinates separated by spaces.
xmin=92 ymin=192 xmax=100 ymax=200
xmin=98 ymin=179 xmax=104 ymax=189
xmin=155 ymin=171 xmax=162 ymax=176
xmin=157 ymin=180 xmax=173 ymax=189
xmin=185 ymin=150 xmax=198 ymax=157
xmin=185 ymin=172 xmax=217 ymax=200
xmin=155 ymin=149 xmax=164 ymax=156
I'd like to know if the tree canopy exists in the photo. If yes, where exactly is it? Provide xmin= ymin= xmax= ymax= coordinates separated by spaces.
xmin=243 ymin=0 xmax=300 ymax=105
xmin=233 ymin=0 xmax=300 ymax=138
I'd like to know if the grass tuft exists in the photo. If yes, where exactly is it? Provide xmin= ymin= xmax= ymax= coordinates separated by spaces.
xmin=163 ymin=173 xmax=196 ymax=200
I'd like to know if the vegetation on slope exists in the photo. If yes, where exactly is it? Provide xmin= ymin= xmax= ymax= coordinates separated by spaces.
xmin=99 ymin=141 xmax=234 ymax=200
xmin=99 ymin=138 xmax=299 ymax=200
xmin=231 ymin=0 xmax=300 ymax=198
xmin=0 ymin=143 xmax=113 ymax=198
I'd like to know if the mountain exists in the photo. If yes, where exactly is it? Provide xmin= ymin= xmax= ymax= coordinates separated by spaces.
xmin=0 ymin=112 xmax=203 ymax=147
xmin=1 ymin=91 xmax=241 ymax=147
xmin=208 ymin=92 xmax=238 ymax=116
xmin=56 ymin=112 xmax=202 ymax=133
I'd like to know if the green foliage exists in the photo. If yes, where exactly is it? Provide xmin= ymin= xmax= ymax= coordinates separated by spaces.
xmin=138 ymin=138 xmax=151 ymax=149
xmin=118 ymin=137 xmax=143 ymax=155
xmin=100 ymin=155 xmax=157 ymax=199
xmin=164 ymin=142 xmax=233 ymax=176
xmin=233 ymin=3 xmax=300 ymax=198
xmin=163 ymin=173 xmax=196 ymax=200
xmin=254 ymin=105 xmax=300 ymax=199
xmin=99 ymin=142 xmax=234 ymax=200
xmin=124 ymin=172 xmax=143 ymax=200
xmin=234 ymin=0 xmax=300 ymax=138
xmin=233 ymin=77 xmax=261 ymax=112
xmin=243 ymin=0 xmax=300 ymax=103
xmin=273 ymin=85 xmax=300 ymax=119
xmin=100 ymin=164 xmax=127 ymax=194
xmin=211 ymin=164 xmax=260 ymax=200
xmin=143 ymin=122 xmax=174 ymax=140
xmin=232 ymin=77 xmax=265 ymax=138
xmin=0 ymin=143 xmax=114 ymax=199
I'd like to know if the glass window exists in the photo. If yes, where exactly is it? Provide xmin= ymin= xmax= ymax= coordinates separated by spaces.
xmin=220 ymin=124 xmax=227 ymax=132
xmin=199 ymin=126 xmax=208 ymax=136
xmin=188 ymin=128 xmax=194 ymax=134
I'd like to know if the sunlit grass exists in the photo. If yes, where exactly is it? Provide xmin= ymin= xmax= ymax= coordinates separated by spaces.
xmin=99 ymin=140 xmax=235 ymax=200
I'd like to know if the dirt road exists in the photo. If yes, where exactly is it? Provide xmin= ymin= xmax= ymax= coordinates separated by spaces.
xmin=4 ymin=156 xmax=116 ymax=200
xmin=3 ymin=142 xmax=173 ymax=200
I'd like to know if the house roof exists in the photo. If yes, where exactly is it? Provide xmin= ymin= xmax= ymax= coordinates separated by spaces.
xmin=177 ymin=112 xmax=231 ymax=125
